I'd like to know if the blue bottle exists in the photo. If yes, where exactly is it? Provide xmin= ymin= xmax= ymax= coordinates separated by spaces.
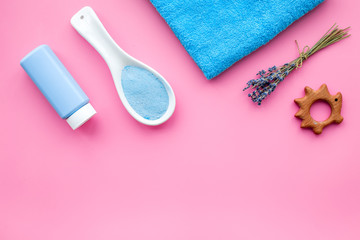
xmin=20 ymin=45 xmax=96 ymax=130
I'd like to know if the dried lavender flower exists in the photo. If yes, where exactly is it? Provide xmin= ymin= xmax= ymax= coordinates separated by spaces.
xmin=243 ymin=24 xmax=350 ymax=105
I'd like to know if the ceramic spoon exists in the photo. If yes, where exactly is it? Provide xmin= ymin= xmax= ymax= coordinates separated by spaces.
xmin=71 ymin=6 xmax=175 ymax=126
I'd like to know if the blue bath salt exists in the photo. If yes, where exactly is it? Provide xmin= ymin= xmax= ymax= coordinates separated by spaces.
xmin=121 ymin=66 xmax=169 ymax=120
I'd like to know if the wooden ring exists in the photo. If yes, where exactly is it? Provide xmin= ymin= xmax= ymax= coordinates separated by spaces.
xmin=294 ymin=84 xmax=343 ymax=134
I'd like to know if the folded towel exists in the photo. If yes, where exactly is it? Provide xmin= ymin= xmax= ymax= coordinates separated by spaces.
xmin=150 ymin=0 xmax=324 ymax=79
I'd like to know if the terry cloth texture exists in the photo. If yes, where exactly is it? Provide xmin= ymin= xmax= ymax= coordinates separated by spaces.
xmin=150 ymin=0 xmax=324 ymax=79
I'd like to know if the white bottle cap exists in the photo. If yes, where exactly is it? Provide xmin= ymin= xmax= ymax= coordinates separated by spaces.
xmin=66 ymin=103 xmax=96 ymax=130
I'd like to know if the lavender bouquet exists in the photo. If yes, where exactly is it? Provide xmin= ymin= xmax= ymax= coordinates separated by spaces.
xmin=243 ymin=24 xmax=350 ymax=105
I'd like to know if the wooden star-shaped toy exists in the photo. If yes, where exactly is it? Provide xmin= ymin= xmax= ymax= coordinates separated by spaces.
xmin=294 ymin=84 xmax=343 ymax=134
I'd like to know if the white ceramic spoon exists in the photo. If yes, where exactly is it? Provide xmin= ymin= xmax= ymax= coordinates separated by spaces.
xmin=71 ymin=6 xmax=175 ymax=126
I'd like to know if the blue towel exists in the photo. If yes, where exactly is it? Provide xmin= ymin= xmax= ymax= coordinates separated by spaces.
xmin=150 ymin=0 xmax=324 ymax=79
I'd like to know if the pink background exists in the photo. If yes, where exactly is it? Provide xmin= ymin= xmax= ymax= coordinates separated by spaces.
xmin=1 ymin=0 xmax=360 ymax=239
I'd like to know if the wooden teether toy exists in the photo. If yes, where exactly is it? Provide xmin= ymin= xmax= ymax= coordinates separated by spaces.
xmin=294 ymin=84 xmax=343 ymax=134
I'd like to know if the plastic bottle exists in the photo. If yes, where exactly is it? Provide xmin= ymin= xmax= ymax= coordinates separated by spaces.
xmin=20 ymin=45 xmax=96 ymax=130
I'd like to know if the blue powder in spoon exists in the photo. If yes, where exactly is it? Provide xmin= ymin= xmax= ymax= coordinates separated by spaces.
xmin=121 ymin=66 xmax=169 ymax=120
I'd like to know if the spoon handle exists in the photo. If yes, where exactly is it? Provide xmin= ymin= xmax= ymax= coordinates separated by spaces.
xmin=71 ymin=6 xmax=126 ymax=68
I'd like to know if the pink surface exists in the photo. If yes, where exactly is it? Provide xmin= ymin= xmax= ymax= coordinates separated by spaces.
xmin=1 ymin=0 xmax=360 ymax=239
